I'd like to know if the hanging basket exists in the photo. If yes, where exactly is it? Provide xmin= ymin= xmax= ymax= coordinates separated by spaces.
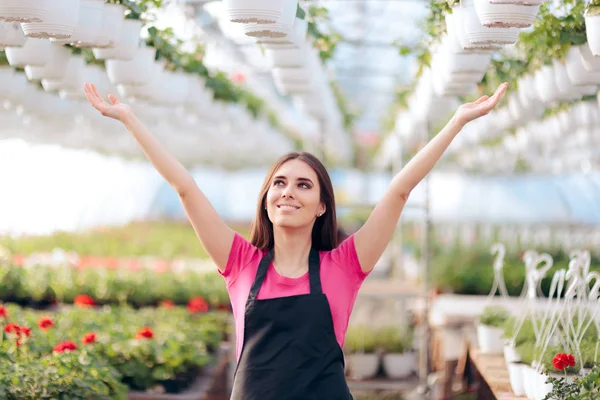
xmin=0 ymin=22 xmax=26 ymax=48
xmin=474 ymin=0 xmax=540 ymax=29
xmin=565 ymin=45 xmax=600 ymax=86
xmin=533 ymin=65 xmax=560 ymax=103
xmin=242 ymin=0 xmax=298 ymax=38
xmin=24 ymin=43 xmax=70 ymax=80
xmin=579 ymin=41 xmax=600 ymax=72
xmin=105 ymin=46 xmax=156 ymax=86
xmin=21 ymin=0 xmax=80 ymax=39
xmin=585 ymin=14 xmax=600 ymax=56
xmin=69 ymin=0 xmax=105 ymax=47
xmin=41 ymin=55 xmax=85 ymax=92
xmin=0 ymin=0 xmax=49 ymax=23
xmin=92 ymin=19 xmax=142 ymax=60
xmin=256 ymin=17 xmax=308 ymax=48
xmin=461 ymin=0 xmax=520 ymax=45
xmin=224 ymin=0 xmax=288 ymax=24
xmin=5 ymin=37 xmax=52 ymax=67
xmin=93 ymin=2 xmax=125 ymax=48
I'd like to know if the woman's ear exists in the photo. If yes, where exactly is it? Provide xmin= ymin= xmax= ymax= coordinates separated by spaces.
xmin=319 ymin=203 xmax=326 ymax=217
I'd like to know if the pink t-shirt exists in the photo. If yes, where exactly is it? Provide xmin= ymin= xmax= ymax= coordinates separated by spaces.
xmin=220 ymin=233 xmax=369 ymax=361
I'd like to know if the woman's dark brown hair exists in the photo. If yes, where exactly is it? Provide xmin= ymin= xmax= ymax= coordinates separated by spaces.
xmin=250 ymin=152 xmax=338 ymax=251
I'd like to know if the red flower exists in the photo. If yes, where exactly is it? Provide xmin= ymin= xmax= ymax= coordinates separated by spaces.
xmin=159 ymin=300 xmax=175 ymax=308
xmin=0 ymin=305 xmax=8 ymax=319
xmin=38 ymin=317 xmax=54 ymax=330
xmin=74 ymin=294 xmax=95 ymax=308
xmin=82 ymin=332 xmax=96 ymax=344
xmin=553 ymin=353 xmax=576 ymax=371
xmin=20 ymin=326 xmax=31 ymax=337
xmin=4 ymin=323 xmax=20 ymax=335
xmin=187 ymin=297 xmax=209 ymax=314
xmin=53 ymin=340 xmax=78 ymax=353
xmin=135 ymin=326 xmax=154 ymax=340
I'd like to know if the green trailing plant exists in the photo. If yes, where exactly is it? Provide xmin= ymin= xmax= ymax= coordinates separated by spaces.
xmin=586 ymin=0 xmax=600 ymax=17
xmin=479 ymin=306 xmax=510 ymax=328
xmin=376 ymin=325 xmax=413 ymax=354
xmin=543 ymin=365 xmax=600 ymax=400
xmin=0 ymin=50 xmax=8 ymax=66
xmin=344 ymin=324 xmax=378 ymax=353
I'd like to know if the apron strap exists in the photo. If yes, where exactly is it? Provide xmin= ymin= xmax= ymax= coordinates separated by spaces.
xmin=247 ymin=249 xmax=274 ymax=302
xmin=308 ymin=248 xmax=322 ymax=294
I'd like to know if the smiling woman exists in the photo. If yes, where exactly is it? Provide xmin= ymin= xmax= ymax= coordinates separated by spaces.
xmin=82 ymin=79 xmax=507 ymax=400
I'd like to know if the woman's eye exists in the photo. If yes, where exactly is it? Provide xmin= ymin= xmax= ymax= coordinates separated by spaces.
xmin=273 ymin=180 xmax=284 ymax=186
xmin=299 ymin=183 xmax=309 ymax=189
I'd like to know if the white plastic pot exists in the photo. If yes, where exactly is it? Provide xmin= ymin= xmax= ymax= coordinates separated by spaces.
xmin=41 ymin=56 xmax=85 ymax=92
xmin=382 ymin=352 xmax=416 ymax=379
xmin=461 ymin=0 xmax=520 ymax=45
xmin=24 ymin=43 xmax=70 ymax=80
xmin=534 ymin=65 xmax=560 ymax=103
xmin=476 ymin=324 xmax=504 ymax=354
xmin=224 ymin=0 xmax=288 ymax=24
xmin=92 ymin=19 xmax=142 ymax=60
xmin=93 ymin=2 xmax=125 ymax=48
xmin=474 ymin=0 xmax=540 ymax=28
xmin=20 ymin=0 xmax=80 ymax=39
xmin=242 ymin=1 xmax=297 ymax=38
xmin=585 ymin=14 xmax=600 ymax=56
xmin=5 ymin=37 xmax=52 ymax=66
xmin=578 ymin=41 xmax=600 ymax=72
xmin=69 ymin=0 xmax=105 ymax=47
xmin=0 ymin=22 xmax=26 ymax=47
xmin=565 ymin=45 xmax=600 ymax=85
xmin=507 ymin=363 xmax=525 ymax=396
xmin=105 ymin=46 xmax=156 ymax=86
xmin=264 ymin=46 xmax=306 ymax=68
xmin=0 ymin=0 xmax=49 ymax=23
xmin=346 ymin=353 xmax=380 ymax=380
xmin=256 ymin=17 xmax=308 ymax=48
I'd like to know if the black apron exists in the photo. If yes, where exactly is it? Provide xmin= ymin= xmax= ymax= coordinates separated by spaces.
xmin=230 ymin=248 xmax=353 ymax=400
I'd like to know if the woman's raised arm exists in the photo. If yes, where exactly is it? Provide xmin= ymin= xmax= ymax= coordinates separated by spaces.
xmin=83 ymin=83 xmax=234 ymax=272
xmin=353 ymin=83 xmax=508 ymax=274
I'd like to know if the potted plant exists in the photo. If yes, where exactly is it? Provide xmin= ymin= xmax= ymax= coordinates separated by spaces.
xmin=224 ymin=0 xmax=293 ymax=25
xmin=378 ymin=325 xmax=416 ymax=379
xmin=344 ymin=324 xmax=380 ymax=380
xmin=585 ymin=0 xmax=600 ymax=56
xmin=0 ymin=1 xmax=49 ymax=23
xmin=21 ymin=0 xmax=80 ymax=40
xmin=476 ymin=305 xmax=510 ymax=354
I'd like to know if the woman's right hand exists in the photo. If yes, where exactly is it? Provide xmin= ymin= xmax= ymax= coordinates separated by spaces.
xmin=83 ymin=82 xmax=132 ymax=122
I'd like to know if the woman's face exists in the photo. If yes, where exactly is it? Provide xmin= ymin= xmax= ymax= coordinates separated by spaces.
xmin=265 ymin=159 xmax=326 ymax=229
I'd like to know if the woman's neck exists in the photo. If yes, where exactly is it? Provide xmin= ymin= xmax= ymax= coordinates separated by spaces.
xmin=272 ymin=226 xmax=313 ymax=277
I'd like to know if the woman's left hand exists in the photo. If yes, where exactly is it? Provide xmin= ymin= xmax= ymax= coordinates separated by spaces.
xmin=454 ymin=82 xmax=508 ymax=126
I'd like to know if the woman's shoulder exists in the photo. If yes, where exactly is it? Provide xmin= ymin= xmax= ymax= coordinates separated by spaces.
xmin=219 ymin=232 xmax=264 ymax=283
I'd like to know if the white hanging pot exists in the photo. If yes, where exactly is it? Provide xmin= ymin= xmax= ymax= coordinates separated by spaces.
xmin=450 ymin=7 xmax=503 ymax=51
xmin=105 ymin=46 xmax=156 ymax=86
xmin=41 ymin=55 xmax=85 ymax=92
xmin=20 ymin=0 xmax=80 ymax=40
xmin=382 ymin=352 xmax=416 ymax=379
xmin=565 ymin=45 xmax=600 ymax=85
xmin=552 ymin=59 xmax=586 ymax=101
xmin=534 ymin=65 xmax=560 ymax=103
xmin=60 ymin=63 xmax=111 ymax=99
xmin=69 ymin=0 xmax=104 ymax=47
xmin=517 ymin=74 xmax=537 ymax=108
xmin=24 ymin=43 xmax=70 ymax=80
xmin=5 ymin=37 xmax=52 ymax=66
xmin=264 ymin=46 xmax=307 ymax=68
xmin=0 ymin=22 xmax=26 ymax=47
xmin=224 ymin=0 xmax=289 ymax=24
xmin=0 ymin=0 xmax=49 ymax=23
xmin=92 ymin=18 xmax=142 ymax=60
xmin=578 ymin=41 xmax=600 ymax=72
xmin=442 ymin=48 xmax=492 ymax=73
xmin=154 ymin=71 xmax=191 ymax=106
xmin=116 ymin=60 xmax=165 ymax=101
xmin=432 ymin=68 xmax=476 ymax=96
xmin=585 ymin=12 xmax=600 ymax=56
xmin=257 ymin=17 xmax=308 ymax=48
xmin=243 ymin=0 xmax=296 ymax=38
xmin=272 ymin=66 xmax=311 ymax=84
xmin=474 ymin=0 xmax=540 ymax=28
xmin=461 ymin=0 xmax=520 ymax=45
xmin=93 ymin=3 xmax=125 ymax=48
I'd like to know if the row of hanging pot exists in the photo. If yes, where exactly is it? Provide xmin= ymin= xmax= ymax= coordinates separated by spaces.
xmin=221 ymin=0 xmax=354 ymax=164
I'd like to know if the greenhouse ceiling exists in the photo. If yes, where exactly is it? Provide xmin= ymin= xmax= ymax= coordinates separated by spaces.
xmin=0 ymin=0 xmax=598 ymax=174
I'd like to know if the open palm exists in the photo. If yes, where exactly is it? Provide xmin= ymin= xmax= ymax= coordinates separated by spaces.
xmin=83 ymin=83 xmax=131 ymax=122
xmin=455 ymin=82 xmax=508 ymax=126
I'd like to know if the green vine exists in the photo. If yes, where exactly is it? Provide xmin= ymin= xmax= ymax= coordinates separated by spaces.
xmin=0 ymin=50 xmax=8 ymax=66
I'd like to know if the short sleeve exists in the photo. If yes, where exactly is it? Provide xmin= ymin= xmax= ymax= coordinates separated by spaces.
xmin=328 ymin=234 xmax=368 ymax=286
xmin=219 ymin=232 xmax=261 ymax=286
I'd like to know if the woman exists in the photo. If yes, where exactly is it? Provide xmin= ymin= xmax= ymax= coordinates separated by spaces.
xmin=83 ymin=81 xmax=507 ymax=399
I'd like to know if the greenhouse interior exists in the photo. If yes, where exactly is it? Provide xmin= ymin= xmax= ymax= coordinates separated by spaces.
xmin=1 ymin=0 xmax=600 ymax=399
